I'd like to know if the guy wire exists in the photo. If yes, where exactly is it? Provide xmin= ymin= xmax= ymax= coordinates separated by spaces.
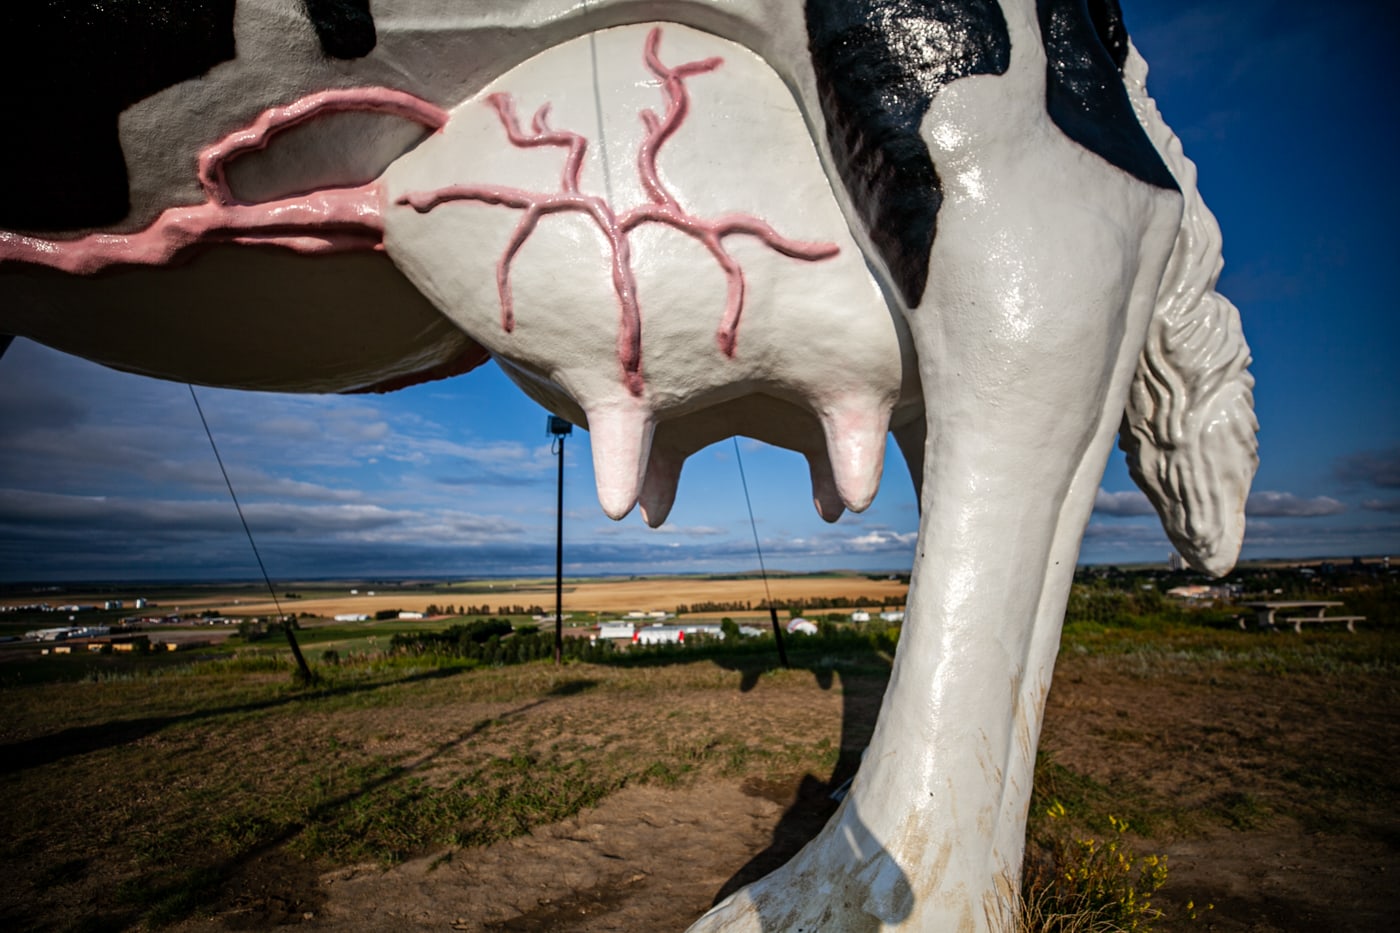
xmin=582 ymin=0 xmax=617 ymax=204
xmin=189 ymin=384 xmax=313 ymax=681
xmin=732 ymin=437 xmax=776 ymax=612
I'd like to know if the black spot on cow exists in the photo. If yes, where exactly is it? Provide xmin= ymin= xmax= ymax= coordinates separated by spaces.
xmin=805 ymin=0 xmax=1011 ymax=308
xmin=1038 ymin=0 xmax=1178 ymax=190
xmin=0 ymin=1 xmax=236 ymax=232
xmin=302 ymin=0 xmax=377 ymax=60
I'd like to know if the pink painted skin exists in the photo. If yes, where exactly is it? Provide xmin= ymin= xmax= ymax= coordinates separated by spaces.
xmin=0 ymin=88 xmax=449 ymax=275
xmin=396 ymin=27 xmax=839 ymax=397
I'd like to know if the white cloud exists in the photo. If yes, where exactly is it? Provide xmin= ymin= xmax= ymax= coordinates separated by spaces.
xmin=847 ymin=530 xmax=918 ymax=551
xmin=1093 ymin=489 xmax=1156 ymax=517
xmin=1079 ymin=520 xmax=1172 ymax=563
xmin=1246 ymin=491 xmax=1346 ymax=518
xmin=648 ymin=524 xmax=727 ymax=537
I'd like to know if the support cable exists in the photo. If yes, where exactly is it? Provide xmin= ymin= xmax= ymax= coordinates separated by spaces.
xmin=732 ymin=438 xmax=788 ymax=667
xmin=581 ymin=0 xmax=617 ymax=205
xmin=189 ymin=385 xmax=315 ymax=683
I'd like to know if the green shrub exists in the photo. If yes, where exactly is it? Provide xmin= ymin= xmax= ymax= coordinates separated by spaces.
xmin=387 ymin=621 xmax=615 ymax=666
xmin=236 ymin=620 xmax=267 ymax=642
xmin=1022 ymin=802 xmax=1176 ymax=932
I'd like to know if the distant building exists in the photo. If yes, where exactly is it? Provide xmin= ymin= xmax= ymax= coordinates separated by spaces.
xmin=1167 ymin=583 xmax=1240 ymax=601
xmin=851 ymin=610 xmax=871 ymax=623
xmin=879 ymin=610 xmax=905 ymax=623
xmin=27 ymin=627 xmax=73 ymax=642
xmin=634 ymin=624 xmax=684 ymax=645
xmin=25 ymin=625 xmax=110 ymax=642
xmin=786 ymin=618 xmax=818 ymax=635
xmin=630 ymin=622 xmax=729 ymax=645
xmin=397 ymin=611 xmax=424 ymax=620
xmin=597 ymin=621 xmax=635 ymax=640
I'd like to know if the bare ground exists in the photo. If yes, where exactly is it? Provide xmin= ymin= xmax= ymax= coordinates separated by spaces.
xmin=158 ymin=645 xmax=1399 ymax=933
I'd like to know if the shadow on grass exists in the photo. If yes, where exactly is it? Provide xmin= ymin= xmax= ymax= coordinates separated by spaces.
xmin=593 ymin=636 xmax=893 ymax=907
xmin=14 ymin=678 xmax=603 ymax=932
xmin=8 ymin=632 xmax=891 ymax=930
xmin=0 ymin=665 xmax=475 ymax=776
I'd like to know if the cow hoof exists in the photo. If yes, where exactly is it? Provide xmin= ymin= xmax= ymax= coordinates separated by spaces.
xmin=687 ymin=798 xmax=921 ymax=933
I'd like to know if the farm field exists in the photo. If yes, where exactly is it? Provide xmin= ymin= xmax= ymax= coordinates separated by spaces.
xmin=223 ymin=575 xmax=906 ymax=621
xmin=0 ymin=571 xmax=907 ymax=623
xmin=0 ymin=572 xmax=1395 ymax=932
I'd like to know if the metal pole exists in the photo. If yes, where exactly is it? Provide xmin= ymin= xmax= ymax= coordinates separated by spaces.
xmin=554 ymin=432 xmax=565 ymax=666
xmin=768 ymin=605 xmax=789 ymax=669
xmin=284 ymin=617 xmax=315 ymax=684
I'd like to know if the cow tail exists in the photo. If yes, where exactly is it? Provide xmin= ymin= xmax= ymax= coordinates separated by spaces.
xmin=1116 ymin=42 xmax=1259 ymax=576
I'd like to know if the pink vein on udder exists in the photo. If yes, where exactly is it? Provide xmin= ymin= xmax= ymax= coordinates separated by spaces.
xmin=396 ymin=27 xmax=839 ymax=396
xmin=0 ymin=89 xmax=449 ymax=274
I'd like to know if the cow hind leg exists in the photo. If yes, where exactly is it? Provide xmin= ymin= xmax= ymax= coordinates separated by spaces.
xmin=690 ymin=136 xmax=1181 ymax=930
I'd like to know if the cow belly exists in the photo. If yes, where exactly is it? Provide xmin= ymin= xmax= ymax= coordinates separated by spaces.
xmin=0 ymin=250 xmax=480 ymax=393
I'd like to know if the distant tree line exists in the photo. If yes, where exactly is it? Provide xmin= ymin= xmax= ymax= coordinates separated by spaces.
xmin=389 ymin=619 xmax=614 ymax=665
xmin=675 ymin=600 xmax=753 ymax=613
xmin=236 ymin=616 xmax=299 ymax=642
xmin=422 ymin=603 xmax=484 ymax=616
xmin=397 ymin=603 xmax=550 ymax=618
xmin=675 ymin=595 xmax=904 ymax=614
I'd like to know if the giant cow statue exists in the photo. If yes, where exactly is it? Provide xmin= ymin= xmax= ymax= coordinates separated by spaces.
xmin=0 ymin=1 xmax=1257 ymax=929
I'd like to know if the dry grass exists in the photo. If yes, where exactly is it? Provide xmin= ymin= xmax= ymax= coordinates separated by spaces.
xmin=0 ymin=644 xmax=875 ymax=931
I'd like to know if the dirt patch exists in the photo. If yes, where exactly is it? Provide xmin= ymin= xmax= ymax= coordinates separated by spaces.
xmin=312 ymin=782 xmax=790 ymax=932
xmin=177 ymin=776 xmax=844 ymax=933
xmin=177 ymin=778 xmax=817 ymax=930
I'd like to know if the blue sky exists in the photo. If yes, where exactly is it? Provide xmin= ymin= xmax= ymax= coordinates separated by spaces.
xmin=1 ymin=0 xmax=1397 ymax=583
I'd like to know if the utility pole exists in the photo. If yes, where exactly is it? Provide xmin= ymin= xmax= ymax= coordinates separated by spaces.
xmin=548 ymin=416 xmax=572 ymax=665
